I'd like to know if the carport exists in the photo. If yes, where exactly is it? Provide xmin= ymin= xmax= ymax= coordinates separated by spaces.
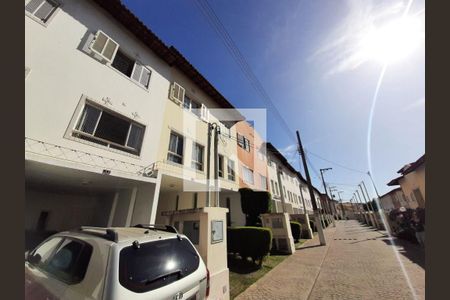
xmin=25 ymin=160 xmax=160 ymax=250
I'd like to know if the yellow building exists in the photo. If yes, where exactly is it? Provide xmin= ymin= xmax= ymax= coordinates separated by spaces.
xmin=387 ymin=154 xmax=425 ymax=209
xmin=152 ymin=50 xmax=244 ymax=225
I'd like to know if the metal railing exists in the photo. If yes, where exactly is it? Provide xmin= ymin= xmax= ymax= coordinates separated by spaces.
xmin=25 ymin=137 xmax=152 ymax=177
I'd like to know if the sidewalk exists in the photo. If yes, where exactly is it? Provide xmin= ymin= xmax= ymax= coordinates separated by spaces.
xmin=235 ymin=220 xmax=425 ymax=300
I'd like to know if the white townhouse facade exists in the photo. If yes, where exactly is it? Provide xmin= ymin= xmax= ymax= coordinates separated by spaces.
xmin=25 ymin=0 xmax=244 ymax=246
xmin=265 ymin=143 xmax=315 ymax=215
xmin=151 ymin=52 xmax=243 ymax=226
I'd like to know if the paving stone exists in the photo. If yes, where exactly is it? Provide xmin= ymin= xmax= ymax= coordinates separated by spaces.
xmin=235 ymin=220 xmax=425 ymax=300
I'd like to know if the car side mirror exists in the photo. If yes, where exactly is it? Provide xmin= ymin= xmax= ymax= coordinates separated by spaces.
xmin=28 ymin=253 xmax=41 ymax=265
xmin=24 ymin=251 xmax=30 ymax=261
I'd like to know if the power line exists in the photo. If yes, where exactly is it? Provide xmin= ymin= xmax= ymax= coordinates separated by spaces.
xmin=194 ymin=0 xmax=365 ymax=181
xmin=193 ymin=0 xmax=297 ymax=145
xmin=305 ymin=150 xmax=367 ymax=174
xmin=327 ymin=182 xmax=360 ymax=187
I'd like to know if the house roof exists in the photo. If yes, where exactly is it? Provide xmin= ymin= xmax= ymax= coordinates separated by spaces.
xmin=266 ymin=143 xmax=299 ymax=175
xmin=380 ymin=187 xmax=402 ymax=198
xmin=387 ymin=176 xmax=402 ymax=186
xmin=397 ymin=154 xmax=425 ymax=175
xmin=388 ymin=154 xmax=425 ymax=186
xmin=90 ymin=0 xmax=243 ymax=116
xmin=265 ymin=142 xmax=321 ymax=193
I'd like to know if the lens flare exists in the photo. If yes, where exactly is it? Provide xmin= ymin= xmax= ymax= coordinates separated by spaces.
xmin=358 ymin=16 xmax=424 ymax=65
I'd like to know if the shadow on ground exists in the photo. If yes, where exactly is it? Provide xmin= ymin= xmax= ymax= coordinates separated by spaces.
xmin=228 ymin=252 xmax=289 ymax=274
xmin=228 ymin=254 xmax=261 ymax=274
xmin=381 ymin=237 xmax=425 ymax=269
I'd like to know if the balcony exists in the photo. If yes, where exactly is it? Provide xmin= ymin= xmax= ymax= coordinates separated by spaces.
xmin=25 ymin=137 xmax=153 ymax=181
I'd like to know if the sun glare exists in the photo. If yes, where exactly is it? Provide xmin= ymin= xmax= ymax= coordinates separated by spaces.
xmin=359 ymin=16 xmax=424 ymax=65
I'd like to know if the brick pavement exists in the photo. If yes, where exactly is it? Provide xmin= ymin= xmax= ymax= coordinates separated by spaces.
xmin=235 ymin=220 xmax=425 ymax=300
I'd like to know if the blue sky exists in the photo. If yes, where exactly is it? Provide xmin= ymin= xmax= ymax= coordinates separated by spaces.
xmin=122 ymin=0 xmax=425 ymax=199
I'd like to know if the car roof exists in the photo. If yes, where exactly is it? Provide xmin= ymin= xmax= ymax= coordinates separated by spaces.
xmin=57 ymin=227 xmax=180 ymax=247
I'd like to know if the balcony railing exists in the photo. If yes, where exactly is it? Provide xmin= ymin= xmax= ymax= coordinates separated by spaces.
xmin=25 ymin=137 xmax=151 ymax=178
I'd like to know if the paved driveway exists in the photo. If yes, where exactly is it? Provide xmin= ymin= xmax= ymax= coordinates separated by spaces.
xmin=235 ymin=220 xmax=425 ymax=300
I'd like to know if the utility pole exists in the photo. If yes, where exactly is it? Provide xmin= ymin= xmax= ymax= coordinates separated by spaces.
xmin=337 ymin=191 xmax=346 ymax=219
xmin=214 ymin=125 xmax=220 ymax=207
xmin=349 ymin=195 xmax=358 ymax=220
xmin=296 ymin=130 xmax=326 ymax=245
xmin=359 ymin=183 xmax=379 ymax=228
xmin=206 ymin=123 xmax=220 ymax=207
xmin=355 ymin=190 xmax=369 ymax=225
xmin=354 ymin=192 xmax=366 ymax=224
xmin=206 ymin=124 xmax=212 ymax=207
xmin=362 ymin=180 xmax=383 ymax=220
xmin=329 ymin=186 xmax=339 ymax=218
xmin=320 ymin=168 xmax=335 ymax=227
xmin=298 ymin=180 xmax=314 ymax=239
xmin=367 ymin=171 xmax=392 ymax=234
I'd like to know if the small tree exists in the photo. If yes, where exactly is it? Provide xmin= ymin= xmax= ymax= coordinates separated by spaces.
xmin=239 ymin=188 xmax=272 ymax=226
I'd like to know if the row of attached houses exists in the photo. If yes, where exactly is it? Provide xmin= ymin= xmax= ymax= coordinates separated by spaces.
xmin=381 ymin=154 xmax=425 ymax=213
xmin=25 ymin=0 xmax=325 ymax=247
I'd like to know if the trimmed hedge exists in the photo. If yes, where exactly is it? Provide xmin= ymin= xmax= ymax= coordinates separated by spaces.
xmin=290 ymin=221 xmax=302 ymax=242
xmin=239 ymin=188 xmax=272 ymax=226
xmin=227 ymin=226 xmax=272 ymax=266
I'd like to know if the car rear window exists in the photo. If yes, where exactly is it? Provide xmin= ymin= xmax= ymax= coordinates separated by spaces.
xmin=119 ymin=237 xmax=200 ymax=293
xmin=30 ymin=237 xmax=93 ymax=284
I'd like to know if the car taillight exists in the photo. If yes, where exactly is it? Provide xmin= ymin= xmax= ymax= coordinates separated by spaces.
xmin=206 ymin=268 xmax=210 ymax=298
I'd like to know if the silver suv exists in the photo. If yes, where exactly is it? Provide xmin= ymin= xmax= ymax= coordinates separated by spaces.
xmin=25 ymin=225 xmax=209 ymax=300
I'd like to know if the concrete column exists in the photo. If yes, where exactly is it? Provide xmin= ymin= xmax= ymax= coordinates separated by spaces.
xmin=125 ymin=187 xmax=138 ymax=226
xmin=276 ymin=168 xmax=287 ymax=213
xmin=107 ymin=192 xmax=119 ymax=227
xmin=261 ymin=213 xmax=295 ymax=254
xmin=298 ymin=186 xmax=313 ymax=239
xmin=149 ymin=173 xmax=162 ymax=224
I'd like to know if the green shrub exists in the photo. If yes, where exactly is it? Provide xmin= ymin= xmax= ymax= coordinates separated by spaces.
xmin=227 ymin=226 xmax=272 ymax=266
xmin=290 ymin=221 xmax=302 ymax=242
xmin=239 ymin=188 xmax=272 ymax=226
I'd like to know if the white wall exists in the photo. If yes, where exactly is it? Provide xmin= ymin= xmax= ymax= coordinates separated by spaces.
xmin=266 ymin=155 xmax=312 ymax=213
xmin=25 ymin=0 xmax=171 ymax=172
xmin=25 ymin=188 xmax=114 ymax=231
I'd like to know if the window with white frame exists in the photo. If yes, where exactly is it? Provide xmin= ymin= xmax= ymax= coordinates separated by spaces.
xmin=111 ymin=49 xmax=151 ymax=88
xmin=275 ymin=182 xmax=279 ymax=195
xmin=242 ymin=166 xmax=254 ymax=184
xmin=88 ymin=31 xmax=151 ymax=88
xmin=270 ymin=180 xmax=276 ymax=195
xmin=183 ymin=95 xmax=202 ymax=118
xmin=73 ymin=102 xmax=145 ymax=155
xmin=227 ymin=159 xmax=235 ymax=181
xmin=260 ymin=174 xmax=267 ymax=190
xmin=191 ymin=142 xmax=204 ymax=171
xmin=25 ymin=0 xmax=59 ymax=24
xmin=218 ymin=155 xmax=224 ymax=178
xmin=89 ymin=31 xmax=119 ymax=62
xmin=167 ymin=131 xmax=184 ymax=164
